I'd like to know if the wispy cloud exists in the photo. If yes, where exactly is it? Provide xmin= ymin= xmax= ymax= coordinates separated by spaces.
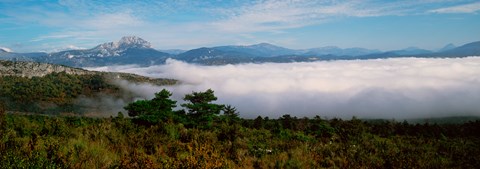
xmin=78 ymin=12 xmax=144 ymax=30
xmin=30 ymin=34 xmax=76 ymax=42
xmin=210 ymin=0 xmax=386 ymax=33
xmin=208 ymin=0 xmax=461 ymax=33
xmin=1 ymin=0 xmax=478 ymax=51
xmin=429 ymin=2 xmax=480 ymax=13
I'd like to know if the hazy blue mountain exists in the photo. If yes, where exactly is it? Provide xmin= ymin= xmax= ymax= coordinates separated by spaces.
xmin=42 ymin=36 xmax=171 ymax=67
xmin=302 ymin=46 xmax=381 ymax=56
xmin=177 ymin=43 xmax=382 ymax=64
xmin=213 ymin=43 xmax=297 ymax=57
xmin=1 ymin=36 xmax=479 ymax=66
xmin=356 ymin=47 xmax=432 ymax=59
xmin=252 ymin=55 xmax=322 ymax=63
xmin=434 ymin=41 xmax=480 ymax=57
xmin=388 ymin=47 xmax=432 ymax=56
xmin=158 ymin=49 xmax=186 ymax=55
xmin=438 ymin=43 xmax=456 ymax=52
xmin=360 ymin=41 xmax=480 ymax=59
xmin=175 ymin=47 xmax=254 ymax=65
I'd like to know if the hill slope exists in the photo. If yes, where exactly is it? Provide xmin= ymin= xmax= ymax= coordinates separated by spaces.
xmin=0 ymin=60 xmax=176 ymax=115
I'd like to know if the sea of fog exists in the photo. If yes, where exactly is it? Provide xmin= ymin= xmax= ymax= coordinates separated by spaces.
xmin=87 ymin=57 xmax=480 ymax=119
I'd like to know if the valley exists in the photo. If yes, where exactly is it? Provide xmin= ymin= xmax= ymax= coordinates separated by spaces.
xmin=1 ymin=0 xmax=479 ymax=168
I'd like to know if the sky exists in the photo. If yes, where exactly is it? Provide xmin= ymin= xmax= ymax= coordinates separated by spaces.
xmin=0 ymin=0 xmax=479 ymax=53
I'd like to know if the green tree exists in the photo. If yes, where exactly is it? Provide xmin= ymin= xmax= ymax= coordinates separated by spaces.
xmin=124 ymin=89 xmax=177 ymax=124
xmin=280 ymin=114 xmax=296 ymax=130
xmin=253 ymin=116 xmax=264 ymax=129
xmin=182 ymin=89 xmax=224 ymax=128
xmin=223 ymin=105 xmax=240 ymax=125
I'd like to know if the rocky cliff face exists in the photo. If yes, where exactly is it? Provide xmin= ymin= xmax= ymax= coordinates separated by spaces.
xmin=0 ymin=60 xmax=177 ymax=85
xmin=0 ymin=60 xmax=92 ymax=78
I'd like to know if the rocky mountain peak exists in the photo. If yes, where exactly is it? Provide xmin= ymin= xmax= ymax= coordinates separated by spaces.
xmin=0 ymin=47 xmax=12 ymax=53
xmin=89 ymin=36 xmax=152 ymax=57
xmin=118 ymin=36 xmax=151 ymax=49
xmin=95 ymin=36 xmax=152 ymax=51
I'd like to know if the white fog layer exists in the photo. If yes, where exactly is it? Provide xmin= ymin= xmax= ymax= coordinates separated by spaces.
xmin=88 ymin=57 xmax=480 ymax=119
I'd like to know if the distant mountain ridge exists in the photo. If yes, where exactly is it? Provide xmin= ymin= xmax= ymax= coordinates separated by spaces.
xmin=390 ymin=47 xmax=432 ymax=55
xmin=159 ymin=49 xmax=186 ymax=55
xmin=213 ymin=43 xmax=297 ymax=57
xmin=43 ymin=36 xmax=171 ymax=67
xmin=432 ymin=41 xmax=480 ymax=57
xmin=302 ymin=46 xmax=381 ymax=56
xmin=439 ymin=43 xmax=456 ymax=52
xmin=1 ymin=36 xmax=479 ymax=67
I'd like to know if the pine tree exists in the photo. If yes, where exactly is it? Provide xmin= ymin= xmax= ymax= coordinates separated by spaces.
xmin=124 ymin=89 xmax=177 ymax=124
xmin=182 ymin=89 xmax=224 ymax=128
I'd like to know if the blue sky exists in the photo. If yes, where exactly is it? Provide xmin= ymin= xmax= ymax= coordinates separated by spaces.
xmin=0 ymin=0 xmax=479 ymax=52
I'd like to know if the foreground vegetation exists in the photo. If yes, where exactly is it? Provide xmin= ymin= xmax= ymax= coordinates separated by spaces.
xmin=1 ymin=89 xmax=480 ymax=168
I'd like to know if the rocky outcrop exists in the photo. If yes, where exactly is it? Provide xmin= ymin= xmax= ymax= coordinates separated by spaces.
xmin=0 ymin=60 xmax=92 ymax=77
xmin=0 ymin=60 xmax=177 ymax=85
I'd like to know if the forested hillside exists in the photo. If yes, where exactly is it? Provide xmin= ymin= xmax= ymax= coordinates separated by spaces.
xmin=0 ymin=72 xmax=117 ymax=113
xmin=0 ymin=60 xmax=176 ymax=115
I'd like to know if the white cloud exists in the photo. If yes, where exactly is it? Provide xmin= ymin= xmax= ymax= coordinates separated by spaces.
xmin=208 ymin=0 xmax=459 ymax=33
xmin=30 ymin=34 xmax=76 ymax=42
xmin=430 ymin=2 xmax=480 ymax=13
xmin=210 ymin=0 xmax=386 ymax=33
xmin=88 ymin=57 xmax=480 ymax=119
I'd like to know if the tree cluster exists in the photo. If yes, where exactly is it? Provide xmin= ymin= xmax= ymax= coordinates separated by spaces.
xmin=124 ymin=89 xmax=225 ymax=128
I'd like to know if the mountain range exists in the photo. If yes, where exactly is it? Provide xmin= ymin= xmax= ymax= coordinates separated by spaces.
xmin=1 ymin=36 xmax=479 ymax=67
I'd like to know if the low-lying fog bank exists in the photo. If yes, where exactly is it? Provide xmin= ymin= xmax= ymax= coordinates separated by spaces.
xmin=87 ymin=57 xmax=480 ymax=119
